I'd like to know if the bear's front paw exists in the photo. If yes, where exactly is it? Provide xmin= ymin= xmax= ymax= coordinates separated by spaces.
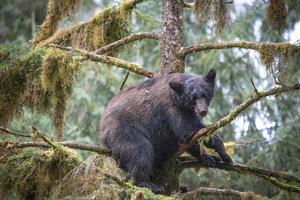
xmin=219 ymin=152 xmax=233 ymax=163
xmin=197 ymin=153 xmax=218 ymax=167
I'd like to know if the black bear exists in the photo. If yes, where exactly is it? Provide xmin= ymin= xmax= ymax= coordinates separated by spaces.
xmin=100 ymin=69 xmax=232 ymax=193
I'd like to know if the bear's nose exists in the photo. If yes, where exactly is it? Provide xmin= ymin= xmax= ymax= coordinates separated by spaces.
xmin=199 ymin=110 xmax=207 ymax=117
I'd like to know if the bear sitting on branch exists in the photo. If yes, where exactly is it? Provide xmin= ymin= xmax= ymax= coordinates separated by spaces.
xmin=100 ymin=69 xmax=232 ymax=193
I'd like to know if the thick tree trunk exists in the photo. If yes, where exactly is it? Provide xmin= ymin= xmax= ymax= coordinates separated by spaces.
xmin=153 ymin=0 xmax=185 ymax=193
xmin=160 ymin=0 xmax=185 ymax=74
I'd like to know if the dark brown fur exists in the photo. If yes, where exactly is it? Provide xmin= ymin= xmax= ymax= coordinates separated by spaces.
xmin=100 ymin=70 xmax=232 ymax=193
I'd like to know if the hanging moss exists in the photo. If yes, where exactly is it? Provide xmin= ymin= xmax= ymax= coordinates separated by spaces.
xmin=41 ymin=48 xmax=79 ymax=141
xmin=52 ymin=155 xmax=172 ymax=200
xmin=43 ymin=2 xmax=132 ymax=53
xmin=32 ymin=0 xmax=80 ymax=47
xmin=266 ymin=0 xmax=287 ymax=33
xmin=0 ymin=45 xmax=47 ymax=126
xmin=0 ymin=145 xmax=82 ymax=200
xmin=193 ymin=0 xmax=230 ymax=34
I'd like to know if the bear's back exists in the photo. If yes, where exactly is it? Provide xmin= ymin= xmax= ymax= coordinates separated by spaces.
xmin=99 ymin=73 xmax=188 ymax=148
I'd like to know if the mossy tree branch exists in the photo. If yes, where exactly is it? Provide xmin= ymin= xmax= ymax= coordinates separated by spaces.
xmin=92 ymin=32 xmax=160 ymax=55
xmin=178 ymin=157 xmax=300 ymax=193
xmin=177 ymin=83 xmax=300 ymax=156
xmin=0 ymin=126 xmax=112 ymax=156
xmin=0 ymin=141 xmax=111 ymax=157
xmin=2 ymin=126 xmax=300 ymax=194
xmin=177 ymin=41 xmax=298 ymax=57
xmin=49 ymin=44 xmax=155 ymax=78
xmin=181 ymin=187 xmax=269 ymax=200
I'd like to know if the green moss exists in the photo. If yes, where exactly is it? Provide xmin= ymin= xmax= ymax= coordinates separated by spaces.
xmin=0 ymin=146 xmax=82 ymax=200
xmin=0 ymin=45 xmax=48 ymax=126
xmin=0 ymin=45 xmax=79 ymax=141
xmin=32 ymin=0 xmax=80 ymax=47
xmin=193 ymin=0 xmax=229 ymax=34
xmin=45 ymin=2 xmax=132 ymax=53
xmin=266 ymin=0 xmax=287 ymax=33
xmin=41 ymin=48 xmax=79 ymax=141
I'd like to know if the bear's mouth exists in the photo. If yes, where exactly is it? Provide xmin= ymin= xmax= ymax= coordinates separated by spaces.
xmin=194 ymin=107 xmax=206 ymax=117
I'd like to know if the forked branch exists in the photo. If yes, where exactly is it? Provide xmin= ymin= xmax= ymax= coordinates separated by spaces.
xmin=49 ymin=44 xmax=155 ymax=78
xmin=177 ymin=83 xmax=300 ymax=156
xmin=178 ymin=157 xmax=300 ymax=193
xmin=92 ymin=32 xmax=160 ymax=55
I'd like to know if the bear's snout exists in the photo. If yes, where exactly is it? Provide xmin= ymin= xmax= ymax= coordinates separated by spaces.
xmin=195 ymin=99 xmax=208 ymax=117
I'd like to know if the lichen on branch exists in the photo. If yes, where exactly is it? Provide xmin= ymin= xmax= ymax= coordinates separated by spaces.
xmin=31 ymin=0 xmax=80 ymax=47
xmin=41 ymin=1 xmax=139 ymax=53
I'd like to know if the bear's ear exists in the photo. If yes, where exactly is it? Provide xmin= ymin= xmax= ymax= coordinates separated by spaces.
xmin=169 ymin=81 xmax=184 ymax=93
xmin=205 ymin=68 xmax=216 ymax=83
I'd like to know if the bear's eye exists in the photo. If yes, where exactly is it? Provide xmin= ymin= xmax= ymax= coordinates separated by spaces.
xmin=192 ymin=94 xmax=197 ymax=100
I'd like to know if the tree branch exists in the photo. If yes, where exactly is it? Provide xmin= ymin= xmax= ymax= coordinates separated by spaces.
xmin=49 ymin=44 xmax=155 ymax=78
xmin=178 ymin=157 xmax=300 ymax=193
xmin=177 ymin=41 xmax=297 ymax=57
xmin=92 ymin=32 xmax=160 ymax=55
xmin=0 ymin=126 xmax=31 ymax=138
xmin=177 ymin=83 xmax=300 ymax=156
xmin=178 ymin=157 xmax=300 ymax=184
xmin=0 ymin=141 xmax=111 ymax=156
xmin=181 ymin=187 xmax=270 ymax=200
xmin=0 ymin=127 xmax=112 ymax=156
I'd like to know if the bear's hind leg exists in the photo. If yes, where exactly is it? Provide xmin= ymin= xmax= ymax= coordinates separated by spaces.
xmin=113 ymin=136 xmax=164 ymax=193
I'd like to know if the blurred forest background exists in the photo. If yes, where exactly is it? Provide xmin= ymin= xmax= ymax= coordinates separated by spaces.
xmin=0 ymin=0 xmax=299 ymax=199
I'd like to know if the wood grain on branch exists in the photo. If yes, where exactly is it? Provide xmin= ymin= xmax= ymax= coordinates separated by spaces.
xmin=93 ymin=32 xmax=160 ymax=55
xmin=177 ymin=83 xmax=300 ymax=156
xmin=177 ymin=41 xmax=297 ymax=57
xmin=49 ymin=44 xmax=155 ymax=78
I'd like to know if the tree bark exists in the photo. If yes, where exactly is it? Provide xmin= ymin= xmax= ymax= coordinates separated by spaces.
xmin=160 ymin=0 xmax=185 ymax=74
xmin=152 ymin=0 xmax=185 ymax=193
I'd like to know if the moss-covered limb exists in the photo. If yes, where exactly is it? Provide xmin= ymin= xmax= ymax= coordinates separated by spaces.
xmin=177 ymin=41 xmax=299 ymax=57
xmin=0 ymin=46 xmax=47 ymax=126
xmin=53 ymin=155 xmax=174 ymax=200
xmin=31 ymin=0 xmax=80 ymax=47
xmin=0 ymin=146 xmax=82 ymax=199
xmin=177 ymin=83 xmax=300 ymax=156
xmin=31 ymin=127 xmax=57 ymax=148
xmin=41 ymin=1 xmax=137 ymax=52
xmin=50 ymin=44 xmax=156 ymax=78
xmin=0 ymin=141 xmax=112 ymax=157
xmin=181 ymin=187 xmax=270 ymax=200
xmin=0 ymin=126 xmax=31 ymax=138
xmin=259 ymin=175 xmax=300 ymax=193
xmin=179 ymin=157 xmax=300 ymax=187
xmin=92 ymin=32 xmax=161 ymax=55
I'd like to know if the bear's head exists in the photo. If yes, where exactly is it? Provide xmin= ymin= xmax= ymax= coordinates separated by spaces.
xmin=169 ymin=69 xmax=216 ymax=117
